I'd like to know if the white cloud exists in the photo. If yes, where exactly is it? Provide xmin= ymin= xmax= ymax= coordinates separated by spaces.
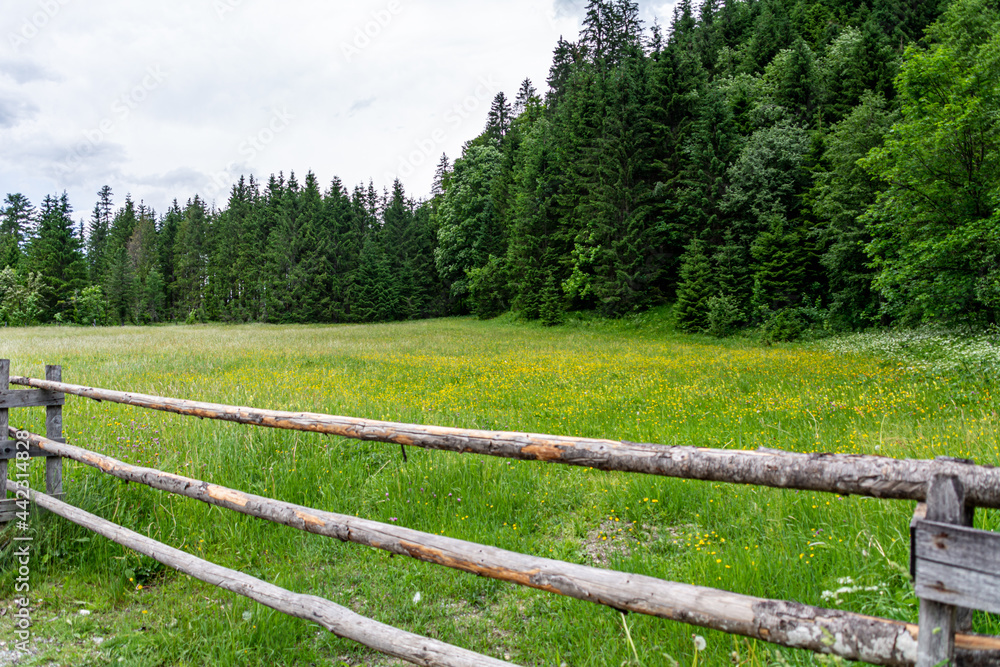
xmin=0 ymin=0 xmax=674 ymax=216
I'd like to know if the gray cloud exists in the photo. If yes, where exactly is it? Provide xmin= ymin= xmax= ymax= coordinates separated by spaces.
xmin=0 ymin=98 xmax=38 ymax=127
xmin=348 ymin=96 xmax=377 ymax=117
xmin=0 ymin=58 xmax=58 ymax=84
xmin=1 ymin=0 xmax=679 ymax=214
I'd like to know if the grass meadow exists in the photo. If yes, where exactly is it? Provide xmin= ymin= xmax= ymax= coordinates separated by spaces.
xmin=1 ymin=313 xmax=998 ymax=666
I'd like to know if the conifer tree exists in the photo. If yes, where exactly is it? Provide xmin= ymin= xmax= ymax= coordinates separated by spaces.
xmin=352 ymin=235 xmax=396 ymax=322
xmin=514 ymin=79 xmax=538 ymax=115
xmin=324 ymin=177 xmax=361 ymax=322
xmin=431 ymin=154 xmax=451 ymax=198
xmin=27 ymin=192 xmax=87 ymax=320
xmin=674 ymin=238 xmax=714 ymax=331
xmin=173 ymin=196 xmax=210 ymax=321
xmin=0 ymin=193 xmax=34 ymax=270
xmin=485 ymin=93 xmax=513 ymax=147
xmin=158 ymin=201 xmax=182 ymax=318
xmin=87 ymin=186 xmax=114 ymax=283
xmin=434 ymin=144 xmax=503 ymax=310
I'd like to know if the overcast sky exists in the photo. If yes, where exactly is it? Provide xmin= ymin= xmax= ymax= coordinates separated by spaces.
xmin=1 ymin=0 xmax=677 ymax=219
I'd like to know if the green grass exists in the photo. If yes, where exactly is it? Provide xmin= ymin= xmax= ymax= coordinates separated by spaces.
xmin=1 ymin=315 xmax=998 ymax=666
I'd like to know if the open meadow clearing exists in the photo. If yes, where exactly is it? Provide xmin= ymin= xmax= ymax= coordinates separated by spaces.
xmin=1 ymin=317 xmax=999 ymax=666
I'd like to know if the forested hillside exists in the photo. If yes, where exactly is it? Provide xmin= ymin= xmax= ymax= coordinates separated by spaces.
xmin=2 ymin=0 xmax=998 ymax=336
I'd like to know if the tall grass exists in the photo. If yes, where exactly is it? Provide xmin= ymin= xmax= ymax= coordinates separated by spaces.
xmin=1 ymin=317 xmax=997 ymax=666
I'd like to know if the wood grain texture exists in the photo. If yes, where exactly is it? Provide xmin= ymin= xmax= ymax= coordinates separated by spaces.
xmin=0 ymin=389 xmax=65 ymax=409
xmin=917 ymin=476 xmax=965 ymax=667
xmin=15 ymin=427 xmax=1000 ymax=666
xmin=44 ymin=366 xmax=63 ymax=498
xmin=915 ymin=520 xmax=1000 ymax=615
xmin=10 ymin=376 xmax=1000 ymax=508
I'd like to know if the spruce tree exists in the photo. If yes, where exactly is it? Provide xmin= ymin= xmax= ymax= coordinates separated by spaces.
xmin=674 ymin=238 xmax=714 ymax=332
xmin=87 ymin=186 xmax=114 ymax=283
xmin=514 ymin=78 xmax=538 ymax=115
xmin=27 ymin=192 xmax=87 ymax=320
xmin=173 ymin=196 xmax=210 ymax=321
xmin=0 ymin=194 xmax=34 ymax=270
xmin=485 ymin=93 xmax=513 ymax=147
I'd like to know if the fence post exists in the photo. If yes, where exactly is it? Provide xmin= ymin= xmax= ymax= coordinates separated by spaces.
xmin=916 ymin=474 xmax=970 ymax=666
xmin=0 ymin=360 xmax=9 ymax=522
xmin=45 ymin=365 xmax=63 ymax=498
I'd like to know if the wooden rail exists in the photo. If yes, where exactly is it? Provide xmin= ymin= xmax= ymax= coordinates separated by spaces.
xmin=10 ymin=375 xmax=1000 ymax=508
xmin=4 ymin=480 xmax=514 ymax=667
xmin=6 ymin=367 xmax=1000 ymax=666
xmin=19 ymin=426 xmax=1000 ymax=666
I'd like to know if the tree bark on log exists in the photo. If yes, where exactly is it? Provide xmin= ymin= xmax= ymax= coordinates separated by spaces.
xmin=5 ymin=479 xmax=515 ymax=667
xmin=11 ymin=376 xmax=1000 ymax=508
xmin=13 ymin=428 xmax=1000 ymax=666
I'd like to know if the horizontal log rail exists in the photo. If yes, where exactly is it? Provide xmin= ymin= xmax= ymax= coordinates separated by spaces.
xmin=12 ymin=427 xmax=1000 ymax=666
xmin=11 ymin=376 xmax=1000 ymax=508
xmin=4 ymin=480 xmax=514 ymax=667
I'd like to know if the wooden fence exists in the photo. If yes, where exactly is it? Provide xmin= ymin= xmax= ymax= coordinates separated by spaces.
xmin=2 ymin=360 xmax=1000 ymax=666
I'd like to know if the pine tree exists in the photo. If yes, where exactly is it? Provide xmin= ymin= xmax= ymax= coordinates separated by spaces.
xmin=87 ymin=186 xmax=114 ymax=283
xmin=431 ymin=154 xmax=451 ymax=198
xmin=27 ymin=192 xmax=87 ymax=320
xmin=546 ymin=37 xmax=584 ymax=108
xmin=351 ymin=235 xmax=395 ymax=322
xmin=774 ymin=37 xmax=817 ymax=125
xmin=812 ymin=92 xmax=897 ymax=329
xmin=0 ymin=193 xmax=34 ymax=270
xmin=750 ymin=214 xmax=815 ymax=313
xmin=713 ymin=228 xmax=751 ymax=309
xmin=434 ymin=144 xmax=503 ymax=311
xmin=568 ymin=48 xmax=661 ymax=316
xmin=674 ymin=238 xmax=714 ymax=332
xmin=485 ymin=93 xmax=513 ymax=147
xmin=514 ymin=78 xmax=538 ymax=115
xmin=324 ymin=177 xmax=361 ymax=322
xmin=158 ymin=201 xmax=182 ymax=318
xmin=507 ymin=117 xmax=560 ymax=320
xmin=173 ymin=196 xmax=210 ymax=321
xmin=127 ymin=209 xmax=160 ymax=323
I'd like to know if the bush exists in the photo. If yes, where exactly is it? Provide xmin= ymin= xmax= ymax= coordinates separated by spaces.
xmin=466 ymin=255 xmax=509 ymax=320
xmin=0 ymin=267 xmax=43 ymax=326
xmin=72 ymin=285 xmax=107 ymax=325
xmin=707 ymin=294 xmax=745 ymax=337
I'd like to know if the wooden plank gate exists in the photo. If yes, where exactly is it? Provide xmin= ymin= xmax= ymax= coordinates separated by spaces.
xmin=2 ymin=359 xmax=1000 ymax=666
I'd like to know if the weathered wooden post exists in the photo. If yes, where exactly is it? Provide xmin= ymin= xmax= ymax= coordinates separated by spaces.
xmin=0 ymin=359 xmax=13 ymax=523
xmin=915 ymin=474 xmax=967 ymax=666
xmin=0 ymin=360 xmax=66 ymax=524
xmin=45 ymin=365 xmax=63 ymax=498
xmin=912 ymin=454 xmax=1000 ymax=667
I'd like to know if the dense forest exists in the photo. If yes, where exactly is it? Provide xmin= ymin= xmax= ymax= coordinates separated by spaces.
xmin=2 ymin=0 xmax=998 ymax=337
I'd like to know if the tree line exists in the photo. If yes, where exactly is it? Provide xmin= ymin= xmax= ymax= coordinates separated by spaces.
xmin=2 ymin=0 xmax=998 ymax=336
